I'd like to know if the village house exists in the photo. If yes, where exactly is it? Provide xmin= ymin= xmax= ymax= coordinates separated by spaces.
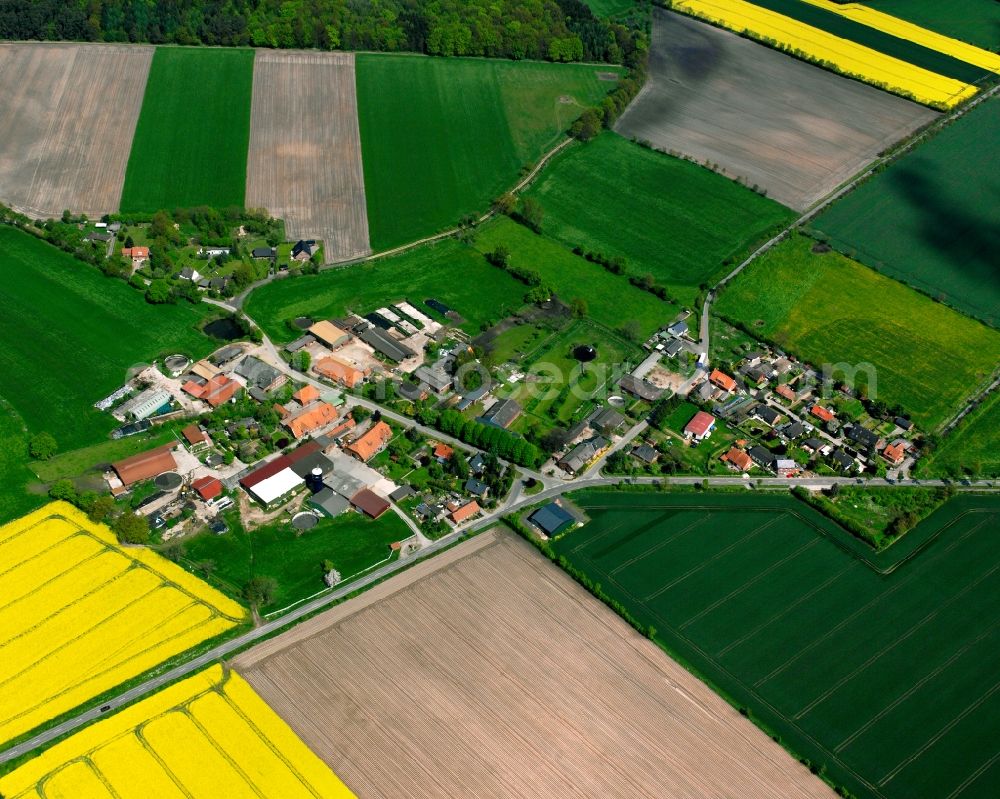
xmin=121 ymin=245 xmax=149 ymax=268
xmin=883 ymin=441 xmax=906 ymax=466
xmin=811 ymin=404 xmax=836 ymax=424
xmin=450 ymin=500 xmax=481 ymax=525
xmin=433 ymin=442 xmax=454 ymax=462
xmin=632 ymin=443 xmax=659 ymax=465
xmin=315 ymin=356 xmax=367 ymax=388
xmin=721 ymin=447 xmax=753 ymax=472
xmin=291 ymin=239 xmax=317 ymax=261
xmin=709 ymin=369 xmax=738 ymax=393
xmin=282 ymin=401 xmax=338 ymax=439
xmin=619 ymin=374 xmax=664 ymax=402
xmin=559 ymin=436 xmax=608 ymax=475
xmin=344 ymin=421 xmax=393 ymax=462
xmin=775 ymin=383 xmax=797 ymax=401
xmin=235 ymin=356 xmax=287 ymax=393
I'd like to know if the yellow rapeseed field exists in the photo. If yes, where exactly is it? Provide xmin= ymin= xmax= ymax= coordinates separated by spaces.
xmin=0 ymin=502 xmax=246 ymax=746
xmin=0 ymin=666 xmax=355 ymax=799
xmin=800 ymin=0 xmax=1000 ymax=75
xmin=672 ymin=0 xmax=978 ymax=108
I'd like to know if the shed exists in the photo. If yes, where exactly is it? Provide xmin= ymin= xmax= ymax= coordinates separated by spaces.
xmin=529 ymin=503 xmax=575 ymax=537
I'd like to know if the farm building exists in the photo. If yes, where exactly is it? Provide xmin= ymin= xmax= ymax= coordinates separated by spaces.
xmin=283 ymin=401 xmax=338 ymax=439
xmin=478 ymin=398 xmax=522 ymax=429
xmin=589 ymin=406 xmax=626 ymax=436
xmin=252 ymin=246 xmax=277 ymax=259
xmin=619 ymin=374 xmax=664 ymax=402
xmin=413 ymin=363 xmax=452 ymax=394
xmin=116 ymin=388 xmax=171 ymax=421
xmin=185 ymin=374 xmax=241 ymax=408
xmin=240 ymin=456 xmax=305 ymax=507
xmin=112 ymin=443 xmax=178 ymax=487
xmin=286 ymin=441 xmax=334 ymax=479
xmin=529 ymin=502 xmax=575 ymax=537
xmin=189 ymin=359 xmax=220 ymax=381
xmin=191 ymin=475 xmax=223 ymax=501
xmin=350 ymin=488 xmax=390 ymax=519
xmin=309 ymin=320 xmax=350 ymax=350
xmin=684 ymin=411 xmax=716 ymax=441
xmin=235 ymin=356 xmax=286 ymax=392
xmin=285 ymin=334 xmax=315 ymax=353
xmin=309 ymin=487 xmax=351 ymax=517
xmin=212 ymin=345 xmax=244 ymax=366
xmin=344 ymin=421 xmax=393 ymax=462
xmin=291 ymin=239 xmax=317 ymax=261
xmin=357 ymin=326 xmax=415 ymax=362
xmin=450 ymin=500 xmax=481 ymax=524
xmin=181 ymin=423 xmax=208 ymax=447
xmin=314 ymin=357 xmax=366 ymax=388
xmin=397 ymin=381 xmax=428 ymax=402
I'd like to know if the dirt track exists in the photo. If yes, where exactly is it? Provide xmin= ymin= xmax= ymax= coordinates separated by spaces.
xmin=235 ymin=530 xmax=834 ymax=799
xmin=246 ymin=51 xmax=369 ymax=262
xmin=0 ymin=43 xmax=153 ymax=218
xmin=616 ymin=9 xmax=936 ymax=210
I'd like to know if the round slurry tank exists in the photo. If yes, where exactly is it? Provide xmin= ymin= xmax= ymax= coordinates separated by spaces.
xmin=292 ymin=512 xmax=319 ymax=531
xmin=293 ymin=316 xmax=313 ymax=330
xmin=154 ymin=472 xmax=182 ymax=491
xmin=573 ymin=345 xmax=597 ymax=362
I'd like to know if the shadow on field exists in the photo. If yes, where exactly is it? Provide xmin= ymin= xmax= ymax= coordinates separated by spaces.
xmin=887 ymin=166 xmax=1000 ymax=303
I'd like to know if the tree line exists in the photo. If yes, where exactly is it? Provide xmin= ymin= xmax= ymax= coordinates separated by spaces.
xmin=0 ymin=0 xmax=646 ymax=64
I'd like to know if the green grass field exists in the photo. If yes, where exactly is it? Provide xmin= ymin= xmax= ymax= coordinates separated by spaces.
xmin=0 ymin=398 xmax=43 ymax=524
xmin=474 ymin=217 xmax=669 ymax=338
xmin=745 ymin=0 xmax=987 ymax=83
xmin=554 ymin=490 xmax=1000 ymax=799
xmin=813 ymin=99 xmax=1000 ymax=327
xmin=247 ymin=216 xmax=671 ymax=344
xmin=355 ymin=54 xmax=622 ymax=250
xmin=582 ymin=0 xmax=636 ymax=17
xmin=0 ymin=227 xmax=213 ymax=451
xmin=919 ymin=391 xmax=1000 ymax=479
xmin=120 ymin=47 xmax=254 ymax=212
xmin=864 ymin=0 xmax=1000 ymax=49
xmin=245 ymin=237 xmax=526 ymax=342
xmin=524 ymin=133 xmax=794 ymax=306
xmin=181 ymin=510 xmax=409 ymax=612
xmin=713 ymin=234 xmax=1000 ymax=430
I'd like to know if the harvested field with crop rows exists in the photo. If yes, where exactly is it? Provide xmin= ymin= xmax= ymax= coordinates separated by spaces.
xmin=616 ymin=9 xmax=935 ymax=210
xmin=0 ymin=503 xmax=246 ymax=747
xmin=236 ymin=530 xmax=833 ymax=799
xmin=0 ymin=43 xmax=152 ymax=218
xmin=0 ymin=665 xmax=354 ymax=798
xmin=246 ymin=51 xmax=369 ymax=262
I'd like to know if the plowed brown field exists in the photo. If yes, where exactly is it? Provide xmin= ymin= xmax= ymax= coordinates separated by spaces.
xmin=0 ymin=43 xmax=153 ymax=218
xmin=236 ymin=530 xmax=834 ymax=799
xmin=246 ymin=50 xmax=369 ymax=262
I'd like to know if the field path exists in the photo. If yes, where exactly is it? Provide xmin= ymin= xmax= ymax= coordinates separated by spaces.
xmin=246 ymin=51 xmax=370 ymax=262
xmin=0 ymin=43 xmax=153 ymax=218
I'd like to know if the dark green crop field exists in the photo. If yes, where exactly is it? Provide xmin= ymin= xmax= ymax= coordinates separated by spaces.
xmin=120 ymin=47 xmax=254 ymax=212
xmin=554 ymin=490 xmax=1000 ymax=799
xmin=0 ymin=227 xmax=213 ymax=450
xmin=813 ymin=99 xmax=1000 ymax=327
xmin=864 ymin=0 xmax=1000 ymax=49
xmin=355 ymin=54 xmax=622 ymax=251
xmin=524 ymin=133 xmax=794 ymax=305
xmin=713 ymin=234 xmax=1000 ymax=430
xmin=744 ymin=0 xmax=987 ymax=83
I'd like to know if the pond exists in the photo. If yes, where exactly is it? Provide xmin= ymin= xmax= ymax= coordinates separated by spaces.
xmin=202 ymin=317 xmax=243 ymax=340
xmin=573 ymin=344 xmax=597 ymax=362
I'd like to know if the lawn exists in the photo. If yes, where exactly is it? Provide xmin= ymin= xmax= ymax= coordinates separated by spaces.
xmin=0 ymin=227 xmax=214 ymax=451
xmin=864 ymin=0 xmax=1000 ymax=49
xmin=713 ymin=234 xmax=1000 ymax=430
xmin=180 ymin=510 xmax=410 ymax=613
xmin=474 ymin=216 xmax=670 ymax=338
xmin=355 ymin=54 xmax=622 ymax=250
xmin=505 ymin=318 xmax=640 ymax=430
xmin=813 ymin=98 xmax=1000 ymax=327
xmin=918 ymin=391 xmax=1000 ymax=479
xmin=245 ymin=237 xmax=527 ymax=343
xmin=554 ymin=489 xmax=1000 ymax=799
xmin=524 ymin=133 xmax=794 ymax=306
xmin=120 ymin=47 xmax=254 ymax=212
xmin=743 ymin=0 xmax=988 ymax=83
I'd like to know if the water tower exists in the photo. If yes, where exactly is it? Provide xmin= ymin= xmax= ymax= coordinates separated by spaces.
xmin=306 ymin=467 xmax=324 ymax=494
